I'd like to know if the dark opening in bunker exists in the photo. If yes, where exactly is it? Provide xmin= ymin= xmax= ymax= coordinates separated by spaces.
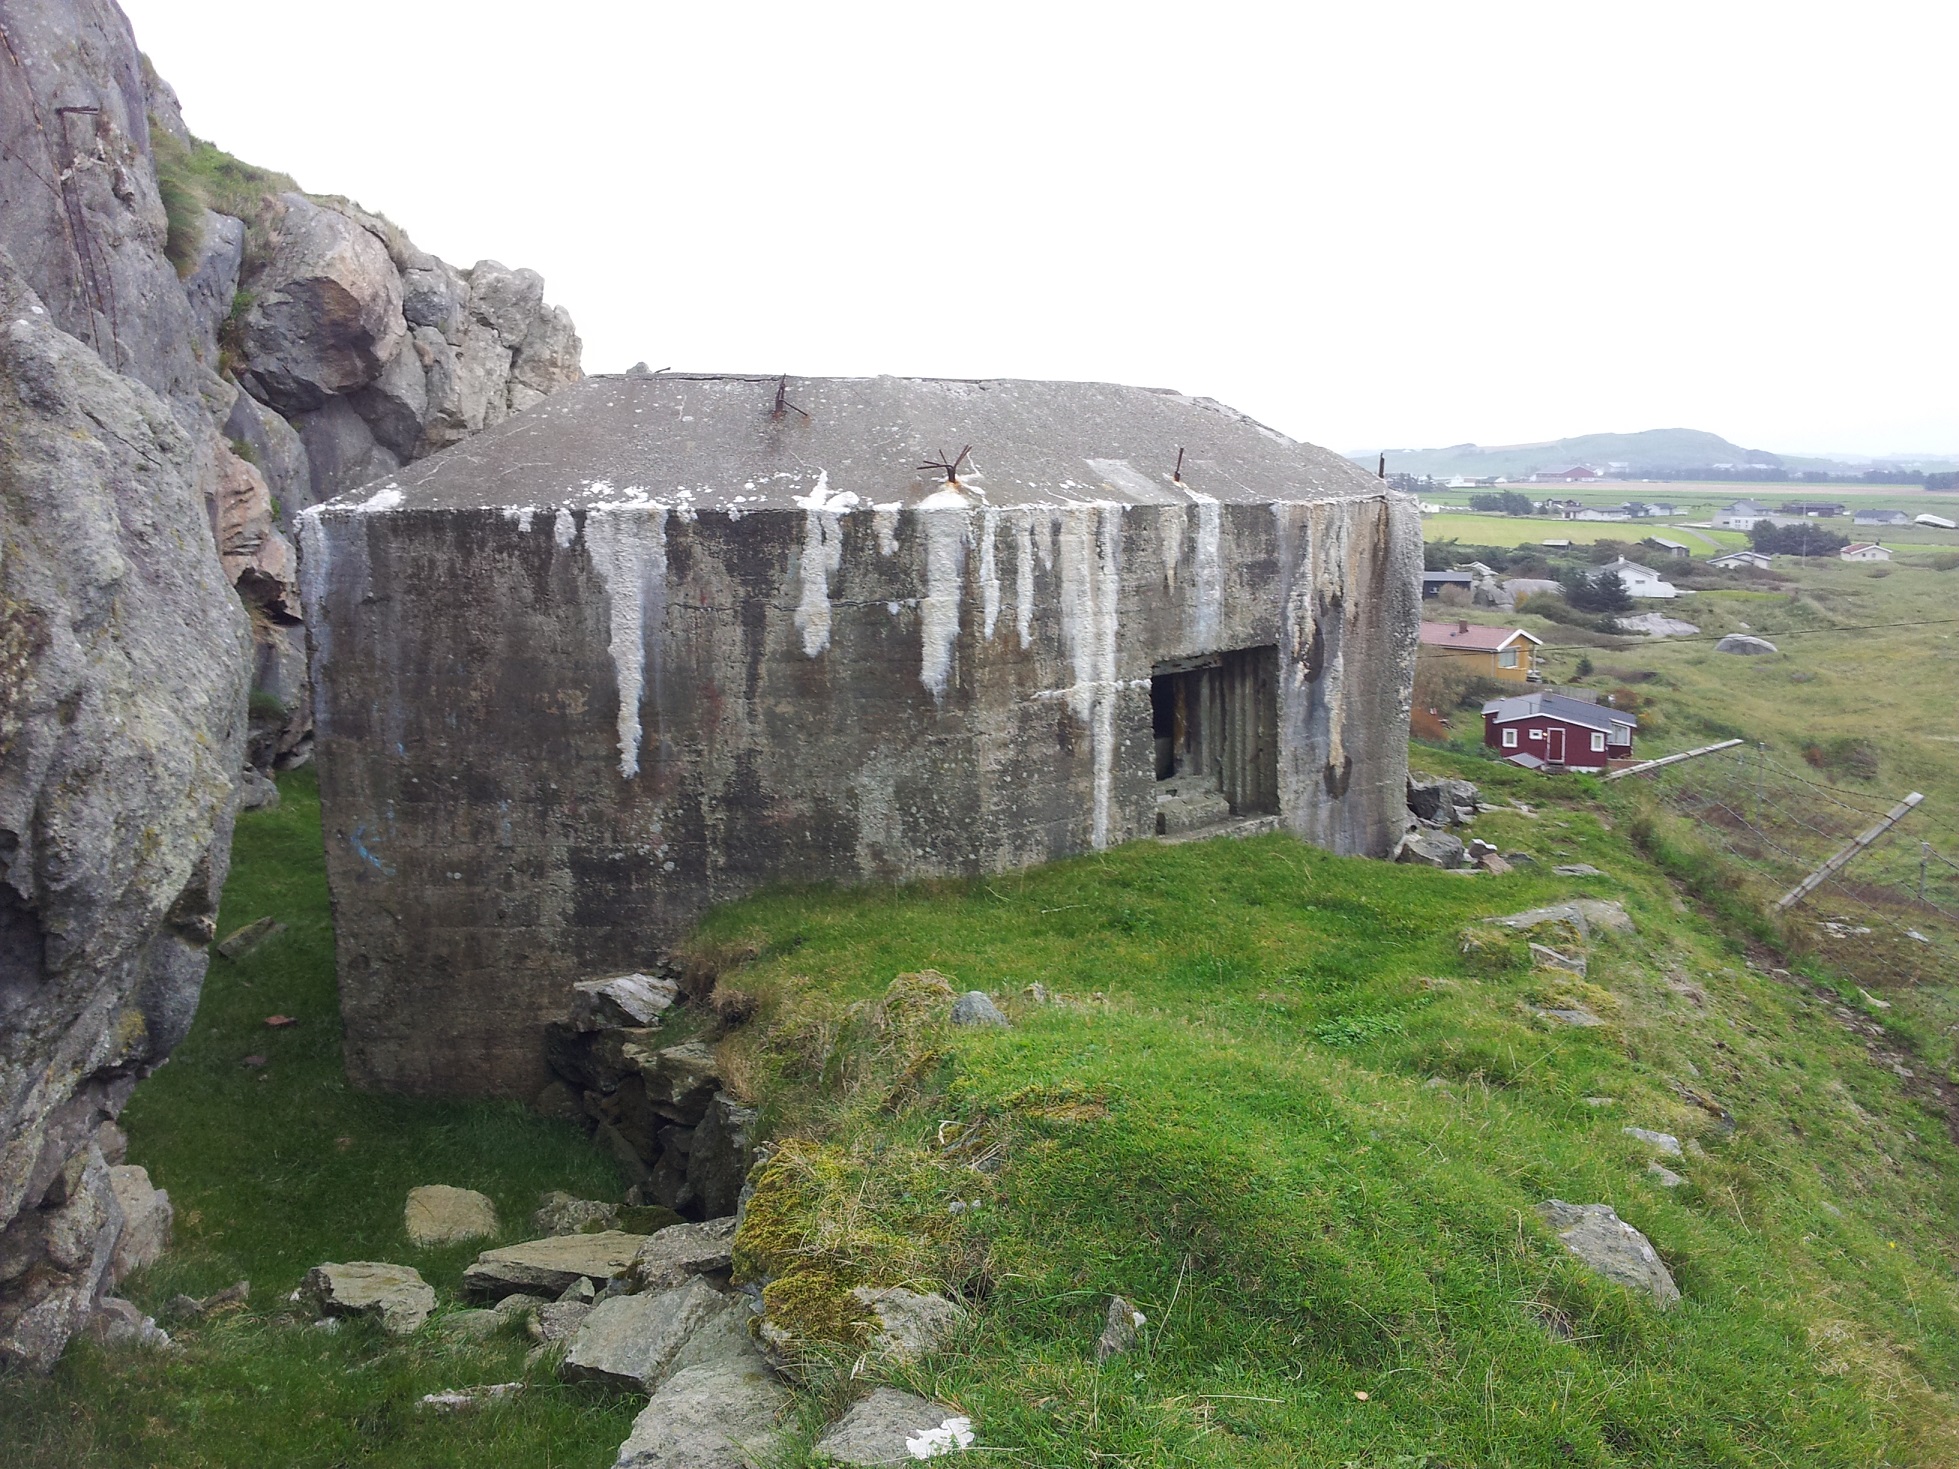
xmin=1150 ymin=646 xmax=1279 ymax=835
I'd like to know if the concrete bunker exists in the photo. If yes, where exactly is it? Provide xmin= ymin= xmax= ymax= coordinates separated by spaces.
xmin=300 ymin=373 xmax=1424 ymax=1098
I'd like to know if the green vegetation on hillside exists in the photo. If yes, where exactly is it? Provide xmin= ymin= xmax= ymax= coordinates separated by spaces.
xmin=149 ymin=127 xmax=298 ymax=274
xmin=8 ymin=751 xmax=1959 ymax=1464
xmin=0 ymin=771 xmax=637 ymax=1467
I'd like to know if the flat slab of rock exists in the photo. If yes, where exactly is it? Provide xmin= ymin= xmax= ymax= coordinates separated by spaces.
xmin=1553 ymin=863 xmax=1604 ymax=878
xmin=530 ymin=1299 xmax=595 ymax=1344
xmin=302 ymin=1261 xmax=436 ymax=1334
xmin=632 ymin=1216 xmax=737 ymax=1291
xmin=572 ymin=973 xmax=679 ymax=1031
xmin=851 ymin=1286 xmax=966 ymax=1363
xmin=463 ymin=1230 xmax=647 ymax=1299
xmin=419 ymin=1382 xmax=521 ymax=1412
xmin=406 ymin=1185 xmax=498 ymax=1246
xmin=1536 ymin=1200 xmax=1679 ymax=1310
xmin=612 ymin=1352 xmax=789 ymax=1469
xmin=563 ymin=1278 xmax=728 ymax=1391
xmin=1716 ymin=634 xmax=1778 ymax=655
xmin=813 ymin=1387 xmax=974 ymax=1464
xmin=950 ymin=991 xmax=1009 ymax=1027
xmin=1529 ymin=942 xmax=1587 ymax=976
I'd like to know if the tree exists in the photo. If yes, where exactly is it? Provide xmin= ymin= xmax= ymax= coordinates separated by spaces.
xmin=1563 ymin=567 xmax=1632 ymax=613
xmin=1469 ymin=490 xmax=1536 ymax=516
xmin=1748 ymin=520 xmax=1849 ymax=557
xmin=1575 ymin=656 xmax=1594 ymax=679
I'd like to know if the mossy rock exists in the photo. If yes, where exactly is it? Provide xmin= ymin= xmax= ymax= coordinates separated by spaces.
xmin=1458 ymin=925 xmax=1529 ymax=976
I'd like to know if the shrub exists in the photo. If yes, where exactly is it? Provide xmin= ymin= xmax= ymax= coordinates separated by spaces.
xmin=1574 ymin=656 xmax=1594 ymax=678
xmin=1930 ymin=551 xmax=1959 ymax=572
xmin=1802 ymin=737 xmax=1880 ymax=782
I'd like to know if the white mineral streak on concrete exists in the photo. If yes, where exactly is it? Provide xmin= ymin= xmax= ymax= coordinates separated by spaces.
xmin=582 ymin=506 xmax=669 ymax=779
xmin=356 ymin=485 xmax=404 ymax=512
xmin=1013 ymin=512 xmax=1037 ymax=649
xmin=1185 ymin=486 xmax=1223 ymax=649
xmin=918 ymin=508 xmax=968 ymax=700
xmin=553 ymin=509 xmax=577 ymax=548
xmin=978 ymin=507 xmax=1002 ymax=641
xmin=1155 ymin=505 xmax=1185 ymax=592
xmin=1034 ymin=512 xmax=1055 ymax=571
xmin=793 ymin=471 xmax=851 ymax=657
xmin=1056 ymin=504 xmax=1123 ymax=849
xmin=873 ymin=509 xmax=901 ymax=555
xmin=501 ymin=507 xmax=536 ymax=532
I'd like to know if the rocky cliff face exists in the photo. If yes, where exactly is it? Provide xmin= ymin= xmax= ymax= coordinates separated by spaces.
xmin=0 ymin=0 xmax=581 ymax=1368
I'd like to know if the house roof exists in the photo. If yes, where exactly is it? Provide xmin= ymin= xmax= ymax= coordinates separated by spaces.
xmin=1422 ymin=571 xmax=1474 ymax=584
xmin=317 ymin=373 xmax=1389 ymax=514
xmin=1481 ymin=691 xmax=1639 ymax=734
xmin=1596 ymin=557 xmax=1664 ymax=578
xmin=1419 ymin=621 xmax=1543 ymax=652
xmin=1841 ymin=542 xmax=1886 ymax=554
xmin=1643 ymin=537 xmax=1691 ymax=551
xmin=1708 ymin=550 xmax=1769 ymax=565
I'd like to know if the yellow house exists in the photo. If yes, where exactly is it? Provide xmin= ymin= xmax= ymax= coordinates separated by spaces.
xmin=1418 ymin=620 xmax=1543 ymax=682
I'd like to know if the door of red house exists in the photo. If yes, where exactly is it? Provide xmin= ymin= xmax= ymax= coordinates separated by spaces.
xmin=1547 ymin=727 xmax=1566 ymax=763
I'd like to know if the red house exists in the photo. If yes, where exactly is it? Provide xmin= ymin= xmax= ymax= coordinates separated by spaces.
xmin=1482 ymin=691 xmax=1635 ymax=772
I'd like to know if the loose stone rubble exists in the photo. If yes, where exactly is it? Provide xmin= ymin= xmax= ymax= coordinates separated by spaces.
xmin=813 ymin=1388 xmax=976 ymax=1464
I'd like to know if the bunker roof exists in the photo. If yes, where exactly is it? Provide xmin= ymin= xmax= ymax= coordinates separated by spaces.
xmin=334 ymin=373 xmax=1392 ymax=515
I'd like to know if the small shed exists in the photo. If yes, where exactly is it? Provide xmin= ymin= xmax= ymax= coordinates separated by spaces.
xmin=1708 ymin=550 xmax=1772 ymax=570
xmin=1482 ymin=691 xmax=1635 ymax=772
xmin=1642 ymin=536 xmax=1692 ymax=558
xmin=1422 ymin=571 xmax=1475 ymax=600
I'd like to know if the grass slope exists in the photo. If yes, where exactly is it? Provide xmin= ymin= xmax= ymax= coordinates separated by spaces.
xmin=0 ymin=770 xmax=638 ymax=1467
xmin=701 ymin=753 xmax=1959 ymax=1466
xmin=7 ymin=760 xmax=1959 ymax=1465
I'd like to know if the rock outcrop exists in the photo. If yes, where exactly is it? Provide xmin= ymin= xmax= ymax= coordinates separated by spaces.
xmin=0 ymin=257 xmax=249 ymax=1370
xmin=0 ymin=0 xmax=580 ymax=1370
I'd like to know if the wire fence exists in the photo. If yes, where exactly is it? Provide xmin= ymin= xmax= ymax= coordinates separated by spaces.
xmin=1618 ymin=743 xmax=1958 ymax=993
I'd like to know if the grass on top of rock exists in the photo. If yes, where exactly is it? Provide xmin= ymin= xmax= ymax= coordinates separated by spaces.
xmin=699 ymin=754 xmax=1959 ymax=1466
xmin=0 ymin=768 xmax=639 ymax=1468
xmin=150 ymin=128 xmax=298 ymax=274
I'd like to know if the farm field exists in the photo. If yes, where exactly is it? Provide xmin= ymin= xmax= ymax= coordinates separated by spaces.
xmin=1421 ymin=511 xmax=1959 ymax=554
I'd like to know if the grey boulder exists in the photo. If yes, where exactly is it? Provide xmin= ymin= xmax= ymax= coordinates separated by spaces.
xmin=813 ymin=1387 xmax=975 ymax=1464
xmin=1536 ymin=1200 xmax=1679 ymax=1310
xmin=301 ymin=1261 xmax=436 ymax=1335
xmin=572 ymin=973 xmax=680 ymax=1031
xmin=612 ymin=1352 xmax=789 ymax=1469
xmin=632 ymin=1216 xmax=737 ymax=1291
xmin=562 ymin=1277 xmax=730 ymax=1392
xmin=106 ymin=1164 xmax=172 ymax=1282
xmin=405 ymin=1184 xmax=498 ymax=1247
xmin=851 ymin=1285 xmax=966 ymax=1363
xmin=237 ymin=194 xmax=406 ymax=412
xmin=1395 ymin=831 xmax=1465 ymax=868
xmin=950 ymin=991 xmax=1009 ymax=1027
xmin=1715 ymin=634 xmax=1778 ymax=656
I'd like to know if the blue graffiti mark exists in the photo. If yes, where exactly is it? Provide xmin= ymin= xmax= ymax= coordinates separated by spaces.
xmin=350 ymin=824 xmax=396 ymax=877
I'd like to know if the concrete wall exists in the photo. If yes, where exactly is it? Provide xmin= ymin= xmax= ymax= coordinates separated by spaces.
xmin=304 ymin=491 xmax=1420 ymax=1097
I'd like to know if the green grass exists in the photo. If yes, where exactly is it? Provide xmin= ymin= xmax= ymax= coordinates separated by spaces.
xmin=699 ymin=753 xmax=1959 ymax=1465
xmin=0 ymin=770 xmax=638 ymax=1466
xmin=9 ymin=761 xmax=1959 ymax=1464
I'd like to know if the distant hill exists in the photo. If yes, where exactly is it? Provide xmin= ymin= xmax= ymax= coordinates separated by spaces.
xmin=1368 ymin=429 xmax=1785 ymax=480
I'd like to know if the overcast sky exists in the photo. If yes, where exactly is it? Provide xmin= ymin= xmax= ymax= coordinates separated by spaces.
xmin=125 ymin=0 xmax=1955 ymax=459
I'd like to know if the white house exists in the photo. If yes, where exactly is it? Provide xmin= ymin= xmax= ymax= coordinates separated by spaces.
xmin=1594 ymin=557 xmax=1680 ymax=598
xmin=1853 ymin=509 xmax=1910 ymax=527
xmin=1712 ymin=499 xmax=1801 ymax=531
xmin=1708 ymin=550 xmax=1772 ymax=570
xmin=1839 ymin=542 xmax=1892 ymax=562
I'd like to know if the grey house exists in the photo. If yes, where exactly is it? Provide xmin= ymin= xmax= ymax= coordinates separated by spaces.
xmin=301 ymin=373 xmax=1423 ymax=1096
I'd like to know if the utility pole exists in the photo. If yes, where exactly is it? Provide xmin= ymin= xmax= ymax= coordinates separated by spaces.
xmin=1600 ymin=739 xmax=1746 ymax=782
xmin=1775 ymin=792 xmax=1925 ymax=912
xmin=1922 ymin=842 xmax=1932 ymax=903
